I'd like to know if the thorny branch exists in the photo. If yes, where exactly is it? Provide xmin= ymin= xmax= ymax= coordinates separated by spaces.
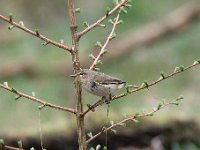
xmin=0 ymin=14 xmax=72 ymax=53
xmin=0 ymin=83 xmax=76 ymax=114
xmin=86 ymin=96 xmax=183 ymax=143
xmin=89 ymin=11 xmax=120 ymax=70
xmin=83 ymin=60 xmax=200 ymax=116
xmin=77 ymin=0 xmax=128 ymax=39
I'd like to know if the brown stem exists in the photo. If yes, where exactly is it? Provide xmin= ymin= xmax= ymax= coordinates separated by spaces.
xmin=0 ymin=83 xmax=76 ymax=114
xmin=3 ymin=145 xmax=23 ymax=150
xmin=86 ymin=98 xmax=181 ymax=143
xmin=89 ymin=11 xmax=120 ymax=70
xmin=67 ymin=0 xmax=86 ymax=150
xmin=0 ymin=15 xmax=72 ymax=53
xmin=77 ymin=0 xmax=128 ymax=39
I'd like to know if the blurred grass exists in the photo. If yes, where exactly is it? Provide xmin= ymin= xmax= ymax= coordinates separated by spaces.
xmin=0 ymin=0 xmax=200 ymax=136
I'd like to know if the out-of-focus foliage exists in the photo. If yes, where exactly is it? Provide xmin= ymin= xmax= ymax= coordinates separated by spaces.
xmin=0 ymin=0 xmax=200 ymax=136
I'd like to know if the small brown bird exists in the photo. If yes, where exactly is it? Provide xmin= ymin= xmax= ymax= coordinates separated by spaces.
xmin=71 ymin=69 xmax=126 ymax=102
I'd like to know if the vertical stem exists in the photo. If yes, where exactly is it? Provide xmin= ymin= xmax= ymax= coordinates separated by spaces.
xmin=67 ymin=0 xmax=87 ymax=150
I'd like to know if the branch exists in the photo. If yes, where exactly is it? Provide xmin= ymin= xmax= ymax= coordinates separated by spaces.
xmin=0 ymin=83 xmax=76 ymax=114
xmin=86 ymin=96 xmax=183 ymax=143
xmin=83 ymin=60 xmax=200 ymax=116
xmin=3 ymin=145 xmax=23 ymax=150
xmin=77 ymin=0 xmax=128 ymax=39
xmin=0 ymin=14 xmax=72 ymax=53
xmin=89 ymin=11 xmax=120 ymax=70
xmin=1 ymin=3 xmax=199 ymax=79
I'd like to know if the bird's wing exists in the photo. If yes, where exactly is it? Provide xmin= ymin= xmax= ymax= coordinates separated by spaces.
xmin=95 ymin=78 xmax=126 ymax=85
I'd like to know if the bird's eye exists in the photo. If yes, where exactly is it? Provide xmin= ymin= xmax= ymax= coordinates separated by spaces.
xmin=79 ymin=72 xmax=87 ymax=75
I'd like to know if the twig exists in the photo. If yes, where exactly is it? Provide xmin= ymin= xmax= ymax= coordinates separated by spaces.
xmin=86 ymin=97 xmax=182 ymax=143
xmin=77 ymin=0 xmax=128 ymax=39
xmin=0 ymin=83 xmax=76 ymax=114
xmin=2 ymin=145 xmax=23 ymax=150
xmin=89 ymin=11 xmax=120 ymax=70
xmin=0 ymin=14 xmax=72 ymax=53
xmin=83 ymin=60 xmax=200 ymax=116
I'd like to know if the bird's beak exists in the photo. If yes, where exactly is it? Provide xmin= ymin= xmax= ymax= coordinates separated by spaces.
xmin=69 ymin=74 xmax=78 ymax=77
xmin=69 ymin=72 xmax=82 ymax=77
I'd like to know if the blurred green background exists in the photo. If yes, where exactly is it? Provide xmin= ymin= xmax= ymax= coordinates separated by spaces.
xmin=0 ymin=0 xmax=200 ymax=149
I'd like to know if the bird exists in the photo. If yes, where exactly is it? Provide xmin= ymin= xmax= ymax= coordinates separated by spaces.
xmin=70 ymin=69 xmax=126 ymax=103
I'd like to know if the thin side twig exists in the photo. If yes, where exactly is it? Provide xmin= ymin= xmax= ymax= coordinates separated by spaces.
xmin=77 ymin=0 xmax=128 ymax=39
xmin=89 ymin=11 xmax=120 ymax=70
xmin=86 ymin=97 xmax=182 ymax=143
xmin=0 ymin=14 xmax=72 ymax=53
xmin=3 ymin=145 xmax=23 ymax=150
xmin=0 ymin=83 xmax=76 ymax=114
xmin=83 ymin=61 xmax=200 ymax=116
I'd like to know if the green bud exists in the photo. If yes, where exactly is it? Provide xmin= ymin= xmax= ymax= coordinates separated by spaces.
xmin=102 ymin=49 xmax=108 ymax=54
xmin=96 ymin=145 xmax=101 ymax=150
xmin=90 ymin=147 xmax=95 ymax=150
xmin=157 ymin=103 xmax=162 ymax=110
xmin=103 ymin=146 xmax=107 ymax=150
xmin=97 ymin=60 xmax=103 ymax=65
xmin=9 ymin=13 xmax=13 ymax=21
xmin=94 ymin=68 xmax=100 ymax=71
xmin=101 ymin=126 xmax=106 ymax=132
xmin=38 ymin=103 xmax=48 ymax=110
xmin=95 ymin=41 xmax=102 ymax=47
xmin=111 ymin=129 xmax=117 ymax=134
xmin=15 ymin=95 xmax=22 ymax=101
xmin=120 ymin=122 xmax=126 ymax=127
xmin=117 ymin=20 xmax=124 ymax=25
xmin=88 ymin=53 xmax=95 ymax=59
xmin=147 ymin=112 xmax=154 ymax=116
xmin=11 ymin=87 xmax=17 ymax=93
xmin=30 ymin=147 xmax=35 ymax=150
xmin=108 ymin=19 xmax=114 ymax=24
xmin=99 ymin=24 xmax=106 ymax=28
xmin=179 ymin=65 xmax=185 ymax=71
xmin=177 ymin=95 xmax=184 ymax=101
xmin=87 ymin=132 xmax=93 ymax=138
xmin=17 ymin=140 xmax=23 ymax=148
xmin=120 ymin=7 xmax=128 ymax=14
xmin=132 ymin=119 xmax=139 ymax=124
xmin=8 ymin=25 xmax=14 ymax=30
xmin=160 ymin=72 xmax=165 ymax=79
xmin=125 ymin=3 xmax=132 ymax=8
xmin=174 ymin=102 xmax=179 ymax=106
xmin=123 ymin=113 xmax=129 ymax=118
xmin=42 ymin=42 xmax=48 ymax=46
xmin=19 ymin=21 xmax=24 ymax=26
xmin=83 ymin=21 xmax=89 ymax=27
xmin=106 ymin=7 xmax=111 ymax=14
xmin=135 ymin=112 xmax=140 ymax=116
xmin=111 ymin=33 xmax=117 ymax=39
xmin=35 ymin=29 xmax=39 ymax=36
xmin=75 ymin=8 xmax=80 ymax=13
xmin=110 ymin=120 xmax=114 ymax=126
xmin=0 ymin=139 xmax=5 ymax=146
